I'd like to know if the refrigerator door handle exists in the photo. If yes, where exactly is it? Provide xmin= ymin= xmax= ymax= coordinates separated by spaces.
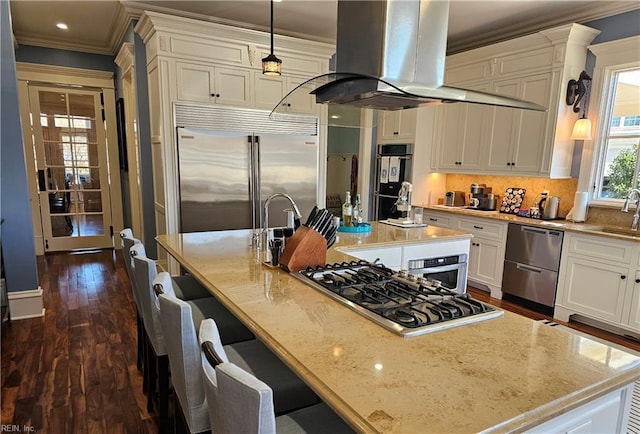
xmin=252 ymin=135 xmax=262 ymax=230
xmin=515 ymin=263 xmax=543 ymax=273
xmin=248 ymin=135 xmax=257 ymax=230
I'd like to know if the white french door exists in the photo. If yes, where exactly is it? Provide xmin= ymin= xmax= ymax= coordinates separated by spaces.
xmin=28 ymin=85 xmax=114 ymax=251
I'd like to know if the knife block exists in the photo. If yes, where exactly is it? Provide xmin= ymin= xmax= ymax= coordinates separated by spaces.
xmin=278 ymin=226 xmax=327 ymax=272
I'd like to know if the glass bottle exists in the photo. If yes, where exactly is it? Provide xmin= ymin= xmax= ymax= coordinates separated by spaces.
xmin=353 ymin=193 xmax=364 ymax=225
xmin=342 ymin=191 xmax=353 ymax=227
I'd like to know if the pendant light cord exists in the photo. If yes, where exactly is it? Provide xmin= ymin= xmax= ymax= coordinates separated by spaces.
xmin=270 ymin=0 xmax=274 ymax=55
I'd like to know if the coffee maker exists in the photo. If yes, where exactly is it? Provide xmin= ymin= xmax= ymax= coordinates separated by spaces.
xmin=469 ymin=184 xmax=498 ymax=211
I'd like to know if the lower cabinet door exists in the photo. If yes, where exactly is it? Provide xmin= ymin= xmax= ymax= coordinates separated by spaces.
xmin=624 ymin=271 xmax=640 ymax=331
xmin=468 ymin=237 xmax=503 ymax=286
xmin=560 ymin=256 xmax=628 ymax=323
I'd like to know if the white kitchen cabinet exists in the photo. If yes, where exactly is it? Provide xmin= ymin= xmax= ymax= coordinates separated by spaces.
xmin=176 ymin=61 xmax=251 ymax=106
xmin=430 ymin=23 xmax=599 ymax=178
xmin=625 ymin=271 xmax=640 ymax=331
xmin=423 ymin=210 xmax=455 ymax=229
xmin=555 ymin=232 xmax=640 ymax=333
xmin=455 ymin=216 xmax=507 ymax=298
xmin=558 ymin=256 xmax=629 ymax=324
xmin=526 ymin=384 xmax=632 ymax=434
xmin=378 ymin=109 xmax=417 ymax=143
xmin=254 ymin=73 xmax=315 ymax=114
xmin=484 ymin=73 xmax=551 ymax=174
xmin=468 ymin=236 xmax=505 ymax=292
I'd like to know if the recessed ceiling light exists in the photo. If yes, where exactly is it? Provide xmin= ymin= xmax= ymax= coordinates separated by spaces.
xmin=56 ymin=23 xmax=68 ymax=30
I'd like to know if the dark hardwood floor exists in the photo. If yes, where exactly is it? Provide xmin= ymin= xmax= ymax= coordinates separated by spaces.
xmin=1 ymin=250 xmax=157 ymax=433
xmin=2 ymin=250 xmax=640 ymax=433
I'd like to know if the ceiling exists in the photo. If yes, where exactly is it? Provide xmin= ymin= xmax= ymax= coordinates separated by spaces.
xmin=9 ymin=0 xmax=640 ymax=56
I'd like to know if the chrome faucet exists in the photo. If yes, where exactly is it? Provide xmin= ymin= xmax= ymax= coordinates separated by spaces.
xmin=622 ymin=189 xmax=640 ymax=230
xmin=259 ymin=193 xmax=302 ymax=249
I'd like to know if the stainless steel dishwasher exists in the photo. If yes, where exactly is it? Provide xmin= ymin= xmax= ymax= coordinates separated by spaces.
xmin=501 ymin=223 xmax=564 ymax=314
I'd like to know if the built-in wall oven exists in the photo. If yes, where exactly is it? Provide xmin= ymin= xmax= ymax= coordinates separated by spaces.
xmin=407 ymin=254 xmax=468 ymax=294
xmin=374 ymin=143 xmax=413 ymax=220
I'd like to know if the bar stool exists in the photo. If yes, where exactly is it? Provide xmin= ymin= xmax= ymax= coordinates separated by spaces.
xmin=153 ymin=272 xmax=218 ymax=434
xmin=199 ymin=343 xmax=353 ymax=433
xmin=198 ymin=319 xmax=320 ymax=416
xmin=131 ymin=246 xmax=256 ymax=427
xmin=119 ymin=229 xmax=144 ymax=373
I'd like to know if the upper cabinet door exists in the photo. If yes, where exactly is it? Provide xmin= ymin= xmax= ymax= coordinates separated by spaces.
xmin=254 ymin=73 xmax=286 ymax=110
xmin=176 ymin=61 xmax=216 ymax=103
xmin=175 ymin=61 xmax=251 ymax=106
xmin=214 ymin=67 xmax=251 ymax=107
xmin=285 ymin=76 xmax=316 ymax=114
xmin=378 ymin=109 xmax=417 ymax=143
xmin=484 ymin=79 xmax=519 ymax=173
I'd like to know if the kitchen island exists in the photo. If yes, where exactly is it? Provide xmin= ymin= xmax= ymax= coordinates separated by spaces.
xmin=157 ymin=222 xmax=640 ymax=433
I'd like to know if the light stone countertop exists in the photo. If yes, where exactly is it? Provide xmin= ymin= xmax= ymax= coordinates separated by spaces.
xmin=157 ymin=222 xmax=640 ymax=433
xmin=426 ymin=205 xmax=640 ymax=241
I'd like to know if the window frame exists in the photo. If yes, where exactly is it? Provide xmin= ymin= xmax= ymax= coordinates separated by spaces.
xmin=577 ymin=36 xmax=640 ymax=208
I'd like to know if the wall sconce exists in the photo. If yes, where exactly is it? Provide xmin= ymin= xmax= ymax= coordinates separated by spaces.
xmin=566 ymin=71 xmax=592 ymax=113
xmin=262 ymin=0 xmax=282 ymax=76
xmin=567 ymin=70 xmax=593 ymax=140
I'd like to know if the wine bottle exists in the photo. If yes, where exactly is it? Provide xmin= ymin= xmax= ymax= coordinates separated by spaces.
xmin=353 ymin=193 xmax=364 ymax=225
xmin=342 ymin=191 xmax=353 ymax=227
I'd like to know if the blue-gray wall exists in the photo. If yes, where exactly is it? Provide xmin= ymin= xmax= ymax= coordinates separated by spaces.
xmin=1 ymin=0 xmax=39 ymax=292
xmin=134 ymin=31 xmax=157 ymax=258
xmin=15 ymin=45 xmax=116 ymax=73
xmin=586 ymin=9 xmax=640 ymax=44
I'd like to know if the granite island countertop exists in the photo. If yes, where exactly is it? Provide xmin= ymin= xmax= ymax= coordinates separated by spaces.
xmin=157 ymin=222 xmax=640 ymax=433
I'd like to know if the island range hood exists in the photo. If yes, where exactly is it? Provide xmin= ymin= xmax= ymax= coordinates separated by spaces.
xmin=272 ymin=0 xmax=546 ymax=114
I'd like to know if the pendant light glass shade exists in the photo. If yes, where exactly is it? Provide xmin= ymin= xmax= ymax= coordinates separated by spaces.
xmin=570 ymin=116 xmax=592 ymax=140
xmin=262 ymin=0 xmax=282 ymax=76
xmin=262 ymin=53 xmax=282 ymax=76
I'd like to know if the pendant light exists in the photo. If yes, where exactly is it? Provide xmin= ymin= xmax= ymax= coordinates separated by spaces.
xmin=262 ymin=0 xmax=282 ymax=76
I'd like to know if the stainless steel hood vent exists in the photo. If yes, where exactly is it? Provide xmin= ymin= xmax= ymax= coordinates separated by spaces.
xmin=272 ymin=0 xmax=546 ymax=114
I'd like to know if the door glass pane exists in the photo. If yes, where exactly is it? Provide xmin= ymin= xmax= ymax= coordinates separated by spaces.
xmin=68 ymin=94 xmax=95 ymax=118
xmin=83 ymin=191 xmax=103 ymax=213
xmin=77 ymin=215 xmax=104 ymax=236
xmin=51 ymin=216 xmax=74 ymax=237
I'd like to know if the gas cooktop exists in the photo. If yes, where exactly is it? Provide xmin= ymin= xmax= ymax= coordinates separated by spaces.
xmin=294 ymin=261 xmax=503 ymax=337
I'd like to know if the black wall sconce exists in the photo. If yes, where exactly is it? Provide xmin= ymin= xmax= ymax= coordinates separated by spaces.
xmin=566 ymin=71 xmax=592 ymax=113
xmin=567 ymin=71 xmax=593 ymax=140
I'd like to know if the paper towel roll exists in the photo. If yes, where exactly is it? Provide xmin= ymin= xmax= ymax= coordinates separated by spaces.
xmin=571 ymin=191 xmax=589 ymax=222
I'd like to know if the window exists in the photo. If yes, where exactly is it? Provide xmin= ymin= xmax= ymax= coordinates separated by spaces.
xmin=595 ymin=68 xmax=640 ymax=199
xmin=584 ymin=36 xmax=640 ymax=205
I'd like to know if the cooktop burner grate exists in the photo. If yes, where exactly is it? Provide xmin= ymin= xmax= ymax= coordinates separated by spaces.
xmin=295 ymin=260 xmax=503 ymax=337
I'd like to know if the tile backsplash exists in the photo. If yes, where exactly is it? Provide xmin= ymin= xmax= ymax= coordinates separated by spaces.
xmin=444 ymin=174 xmax=578 ymax=217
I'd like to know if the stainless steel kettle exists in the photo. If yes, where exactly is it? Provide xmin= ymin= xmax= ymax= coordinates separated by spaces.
xmin=542 ymin=196 xmax=560 ymax=220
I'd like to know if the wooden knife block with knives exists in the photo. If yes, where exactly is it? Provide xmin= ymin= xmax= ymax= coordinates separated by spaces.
xmin=278 ymin=226 xmax=327 ymax=272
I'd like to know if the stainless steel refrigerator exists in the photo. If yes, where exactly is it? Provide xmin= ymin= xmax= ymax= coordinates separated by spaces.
xmin=177 ymin=127 xmax=319 ymax=233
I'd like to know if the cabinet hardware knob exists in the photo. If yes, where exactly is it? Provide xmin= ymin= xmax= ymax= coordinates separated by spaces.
xmin=636 ymin=279 xmax=640 ymax=283
xmin=473 ymin=225 xmax=483 ymax=229
xmin=621 ymin=275 xmax=627 ymax=280
xmin=429 ymin=218 xmax=437 ymax=222
xmin=210 ymin=93 xmax=215 ymax=97
xmin=511 ymin=162 xmax=515 ymax=166
xmin=506 ymin=162 xmax=511 ymax=166
xmin=287 ymin=103 xmax=291 ymax=107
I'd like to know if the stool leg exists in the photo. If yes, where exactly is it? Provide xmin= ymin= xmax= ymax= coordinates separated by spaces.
xmin=146 ymin=341 xmax=156 ymax=413
xmin=158 ymin=355 xmax=170 ymax=433
xmin=136 ymin=311 xmax=143 ymax=372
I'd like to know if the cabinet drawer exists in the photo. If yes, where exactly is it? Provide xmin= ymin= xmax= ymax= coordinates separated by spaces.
xmin=568 ymin=234 xmax=634 ymax=265
xmin=457 ymin=218 xmax=505 ymax=239
xmin=423 ymin=211 xmax=454 ymax=229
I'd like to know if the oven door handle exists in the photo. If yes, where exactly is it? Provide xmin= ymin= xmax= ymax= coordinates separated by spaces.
xmin=407 ymin=263 xmax=464 ymax=274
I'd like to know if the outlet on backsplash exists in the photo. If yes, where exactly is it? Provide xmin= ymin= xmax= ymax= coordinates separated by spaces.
xmin=444 ymin=174 xmax=578 ymax=217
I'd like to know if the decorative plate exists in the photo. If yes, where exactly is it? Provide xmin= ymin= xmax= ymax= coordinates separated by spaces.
xmin=500 ymin=187 xmax=526 ymax=214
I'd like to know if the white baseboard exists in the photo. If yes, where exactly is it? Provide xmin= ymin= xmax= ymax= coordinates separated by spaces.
xmin=8 ymin=287 xmax=45 ymax=320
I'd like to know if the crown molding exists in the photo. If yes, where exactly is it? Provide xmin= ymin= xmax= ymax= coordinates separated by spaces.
xmin=448 ymin=2 xmax=639 ymax=54
xmin=115 ymin=43 xmax=134 ymax=72
xmin=122 ymin=0 xmax=335 ymax=45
